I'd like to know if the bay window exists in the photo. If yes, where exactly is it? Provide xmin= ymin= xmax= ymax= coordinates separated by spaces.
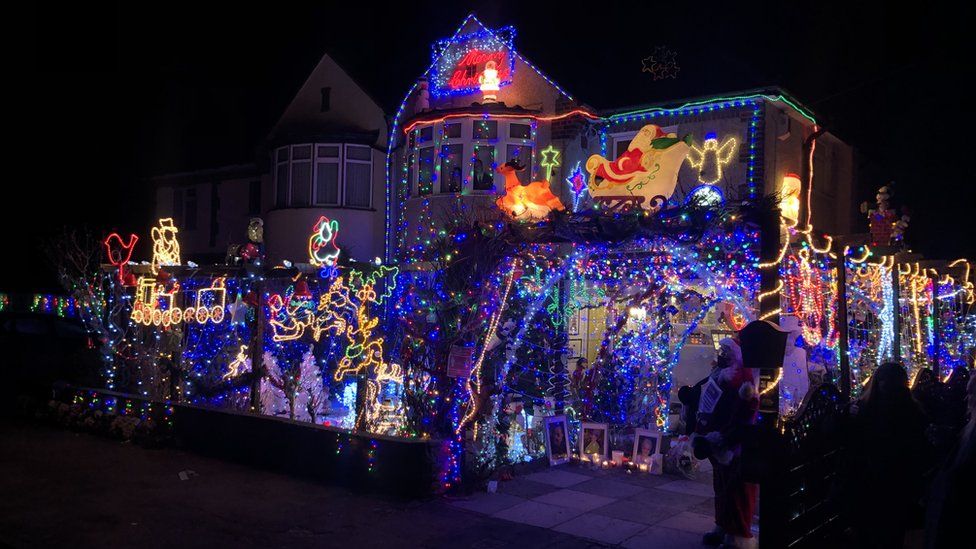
xmin=274 ymin=143 xmax=374 ymax=209
xmin=407 ymin=117 xmax=536 ymax=196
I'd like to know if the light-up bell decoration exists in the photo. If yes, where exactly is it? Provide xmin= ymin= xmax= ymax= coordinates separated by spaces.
xmin=479 ymin=59 xmax=501 ymax=103
xmin=779 ymin=173 xmax=802 ymax=226
xmin=495 ymin=159 xmax=566 ymax=221
xmin=585 ymin=125 xmax=691 ymax=211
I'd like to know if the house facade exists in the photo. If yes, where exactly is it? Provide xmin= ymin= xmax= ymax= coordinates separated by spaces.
xmin=154 ymin=15 xmax=858 ymax=268
xmin=153 ymin=53 xmax=388 ymax=265
xmin=385 ymin=16 xmax=857 ymax=262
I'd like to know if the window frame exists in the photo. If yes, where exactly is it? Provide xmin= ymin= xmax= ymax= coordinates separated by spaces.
xmin=407 ymin=118 xmax=536 ymax=199
xmin=343 ymin=144 xmax=373 ymax=209
xmin=273 ymin=143 xmax=375 ymax=210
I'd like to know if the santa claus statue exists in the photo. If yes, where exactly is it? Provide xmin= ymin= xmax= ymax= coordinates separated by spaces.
xmin=861 ymin=183 xmax=899 ymax=246
xmin=479 ymin=60 xmax=500 ymax=103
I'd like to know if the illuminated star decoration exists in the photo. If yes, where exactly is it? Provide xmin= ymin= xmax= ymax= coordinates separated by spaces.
xmin=641 ymin=46 xmax=680 ymax=80
xmin=565 ymin=162 xmax=587 ymax=209
xmin=540 ymin=145 xmax=561 ymax=181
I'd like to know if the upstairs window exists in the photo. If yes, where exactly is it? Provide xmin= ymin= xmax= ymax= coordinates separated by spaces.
xmin=274 ymin=143 xmax=374 ymax=209
xmin=344 ymin=145 xmax=372 ymax=208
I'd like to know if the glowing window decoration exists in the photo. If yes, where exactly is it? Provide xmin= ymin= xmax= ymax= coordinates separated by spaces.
xmin=584 ymin=125 xmax=691 ymax=211
xmin=686 ymin=134 xmax=738 ymax=185
xmin=430 ymin=26 xmax=515 ymax=97
xmin=308 ymin=216 xmax=340 ymax=267
xmin=150 ymin=218 xmax=181 ymax=275
xmin=130 ymin=276 xmax=227 ymax=327
xmin=539 ymin=145 xmax=560 ymax=181
xmin=781 ymin=249 xmax=838 ymax=348
xmin=103 ymin=233 xmax=139 ymax=284
xmin=779 ymin=173 xmax=802 ymax=226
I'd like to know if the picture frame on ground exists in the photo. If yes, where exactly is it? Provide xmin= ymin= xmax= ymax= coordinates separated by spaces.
xmin=568 ymin=310 xmax=580 ymax=335
xmin=544 ymin=415 xmax=571 ymax=466
xmin=632 ymin=428 xmax=663 ymax=467
xmin=580 ymin=421 xmax=609 ymax=462
xmin=567 ymin=338 xmax=583 ymax=358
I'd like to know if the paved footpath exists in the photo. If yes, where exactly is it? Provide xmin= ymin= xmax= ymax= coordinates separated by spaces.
xmin=449 ymin=459 xmax=716 ymax=547
xmin=0 ymin=420 xmax=715 ymax=548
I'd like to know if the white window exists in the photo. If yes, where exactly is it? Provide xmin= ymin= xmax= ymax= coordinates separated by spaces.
xmin=274 ymin=143 xmax=374 ymax=209
xmin=344 ymin=145 xmax=372 ymax=208
xmin=408 ymin=118 xmax=535 ymax=197
xmin=315 ymin=145 xmax=341 ymax=206
xmin=610 ymin=131 xmax=638 ymax=159
xmin=417 ymin=146 xmax=434 ymax=196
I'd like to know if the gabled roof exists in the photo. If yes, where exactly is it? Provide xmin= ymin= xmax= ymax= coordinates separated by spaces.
xmin=420 ymin=13 xmax=577 ymax=102
xmin=266 ymin=51 xmax=388 ymax=147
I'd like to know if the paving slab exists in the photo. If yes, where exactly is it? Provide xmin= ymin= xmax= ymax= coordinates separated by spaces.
xmin=447 ymin=492 xmax=526 ymax=515
xmin=622 ymin=525 xmax=703 ymax=549
xmin=571 ymin=478 xmax=646 ymax=499
xmin=654 ymin=510 xmax=715 ymax=534
xmin=656 ymin=479 xmax=715 ymax=498
xmin=522 ymin=469 xmax=590 ymax=488
xmin=491 ymin=500 xmax=586 ymax=529
xmin=628 ymin=487 xmax=710 ymax=509
xmin=532 ymin=488 xmax=616 ymax=512
xmin=590 ymin=498 xmax=683 ymax=526
xmin=496 ymin=478 xmax=559 ymax=499
xmin=552 ymin=512 xmax=648 ymax=545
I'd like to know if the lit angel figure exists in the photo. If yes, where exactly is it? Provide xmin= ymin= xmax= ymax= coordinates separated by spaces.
xmin=479 ymin=60 xmax=500 ymax=103
xmin=687 ymin=133 xmax=738 ymax=185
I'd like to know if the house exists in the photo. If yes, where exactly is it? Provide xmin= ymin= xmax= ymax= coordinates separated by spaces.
xmin=153 ymin=53 xmax=388 ymax=265
xmin=386 ymin=15 xmax=858 ymax=261
xmin=154 ymin=15 xmax=859 ymax=269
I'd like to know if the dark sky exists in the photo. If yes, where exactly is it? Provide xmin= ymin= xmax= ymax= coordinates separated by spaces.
xmin=17 ymin=1 xmax=974 ymax=292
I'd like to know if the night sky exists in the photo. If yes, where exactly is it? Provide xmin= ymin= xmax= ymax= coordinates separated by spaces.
xmin=18 ymin=1 xmax=973 ymax=292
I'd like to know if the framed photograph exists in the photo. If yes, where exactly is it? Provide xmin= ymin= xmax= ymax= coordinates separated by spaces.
xmin=544 ymin=415 xmax=571 ymax=466
xmin=579 ymin=421 xmax=609 ymax=461
xmin=632 ymin=428 xmax=663 ymax=466
xmin=567 ymin=309 xmax=580 ymax=336
xmin=567 ymin=338 xmax=583 ymax=358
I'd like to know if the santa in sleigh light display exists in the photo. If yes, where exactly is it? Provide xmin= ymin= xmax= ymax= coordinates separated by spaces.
xmin=585 ymin=125 xmax=692 ymax=212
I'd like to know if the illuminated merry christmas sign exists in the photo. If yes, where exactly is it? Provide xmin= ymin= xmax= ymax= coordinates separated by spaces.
xmin=430 ymin=26 xmax=515 ymax=97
